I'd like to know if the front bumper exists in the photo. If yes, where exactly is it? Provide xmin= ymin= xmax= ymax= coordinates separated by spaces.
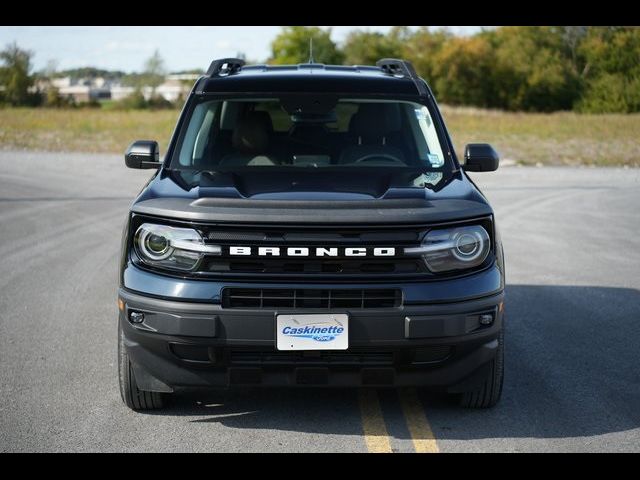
xmin=118 ymin=283 xmax=504 ymax=393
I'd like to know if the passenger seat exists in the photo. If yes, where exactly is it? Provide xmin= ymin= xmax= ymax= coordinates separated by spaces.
xmin=218 ymin=113 xmax=277 ymax=166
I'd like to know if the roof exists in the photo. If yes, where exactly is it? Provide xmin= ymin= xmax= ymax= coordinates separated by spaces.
xmin=195 ymin=60 xmax=426 ymax=97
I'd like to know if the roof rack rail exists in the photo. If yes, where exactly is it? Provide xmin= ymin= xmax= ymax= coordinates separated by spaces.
xmin=206 ymin=58 xmax=246 ymax=77
xmin=376 ymin=58 xmax=428 ymax=98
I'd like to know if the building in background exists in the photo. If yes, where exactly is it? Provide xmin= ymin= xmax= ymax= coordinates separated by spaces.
xmin=110 ymin=85 xmax=135 ymax=101
xmin=38 ymin=73 xmax=200 ymax=103
xmin=153 ymin=73 xmax=199 ymax=102
xmin=48 ymin=77 xmax=112 ymax=102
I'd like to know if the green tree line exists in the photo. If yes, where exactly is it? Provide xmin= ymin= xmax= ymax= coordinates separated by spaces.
xmin=269 ymin=26 xmax=640 ymax=113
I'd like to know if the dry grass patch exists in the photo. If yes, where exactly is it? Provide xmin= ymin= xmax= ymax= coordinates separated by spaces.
xmin=441 ymin=106 xmax=640 ymax=166
xmin=1 ymin=107 xmax=639 ymax=166
xmin=0 ymin=108 xmax=180 ymax=154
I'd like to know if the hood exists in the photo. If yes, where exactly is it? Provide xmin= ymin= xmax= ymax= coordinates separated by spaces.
xmin=131 ymin=168 xmax=492 ymax=225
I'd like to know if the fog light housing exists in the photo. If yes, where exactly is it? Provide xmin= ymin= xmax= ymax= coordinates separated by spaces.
xmin=130 ymin=311 xmax=145 ymax=324
xmin=479 ymin=313 xmax=493 ymax=326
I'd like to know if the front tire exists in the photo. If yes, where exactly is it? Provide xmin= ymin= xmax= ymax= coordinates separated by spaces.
xmin=458 ymin=328 xmax=504 ymax=408
xmin=118 ymin=320 xmax=165 ymax=410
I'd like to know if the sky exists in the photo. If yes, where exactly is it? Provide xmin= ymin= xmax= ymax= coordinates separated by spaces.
xmin=0 ymin=26 xmax=490 ymax=73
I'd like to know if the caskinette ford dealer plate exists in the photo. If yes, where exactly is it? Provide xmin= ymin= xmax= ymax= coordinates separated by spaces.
xmin=276 ymin=314 xmax=349 ymax=351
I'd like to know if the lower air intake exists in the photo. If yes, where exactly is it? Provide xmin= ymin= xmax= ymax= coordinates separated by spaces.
xmin=222 ymin=288 xmax=402 ymax=309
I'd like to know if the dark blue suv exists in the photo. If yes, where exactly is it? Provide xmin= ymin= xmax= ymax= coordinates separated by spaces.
xmin=118 ymin=58 xmax=505 ymax=410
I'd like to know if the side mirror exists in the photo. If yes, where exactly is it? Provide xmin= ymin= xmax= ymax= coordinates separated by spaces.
xmin=463 ymin=143 xmax=499 ymax=172
xmin=125 ymin=140 xmax=161 ymax=169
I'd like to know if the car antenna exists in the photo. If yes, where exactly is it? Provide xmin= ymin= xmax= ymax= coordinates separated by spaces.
xmin=308 ymin=37 xmax=315 ymax=64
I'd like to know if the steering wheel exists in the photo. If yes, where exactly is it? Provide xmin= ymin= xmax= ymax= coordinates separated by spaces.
xmin=354 ymin=154 xmax=406 ymax=165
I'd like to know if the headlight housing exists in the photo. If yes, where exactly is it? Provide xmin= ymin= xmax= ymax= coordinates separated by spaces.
xmin=134 ymin=223 xmax=220 ymax=271
xmin=406 ymin=224 xmax=491 ymax=273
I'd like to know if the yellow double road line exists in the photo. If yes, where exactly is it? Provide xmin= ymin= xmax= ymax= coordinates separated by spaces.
xmin=399 ymin=388 xmax=439 ymax=453
xmin=358 ymin=388 xmax=439 ymax=453
xmin=359 ymin=388 xmax=394 ymax=453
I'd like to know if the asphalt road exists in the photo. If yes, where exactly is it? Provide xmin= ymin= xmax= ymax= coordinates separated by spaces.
xmin=1 ymin=151 xmax=639 ymax=452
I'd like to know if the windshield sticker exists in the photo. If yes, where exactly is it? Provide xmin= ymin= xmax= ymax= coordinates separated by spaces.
xmin=417 ymin=172 xmax=444 ymax=186
xmin=427 ymin=153 xmax=443 ymax=167
xmin=415 ymin=107 xmax=432 ymax=127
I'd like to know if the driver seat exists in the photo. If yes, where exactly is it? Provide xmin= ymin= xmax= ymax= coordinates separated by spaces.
xmin=338 ymin=104 xmax=405 ymax=165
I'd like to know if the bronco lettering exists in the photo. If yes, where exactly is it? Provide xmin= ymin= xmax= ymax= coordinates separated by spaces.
xmin=228 ymin=247 xmax=397 ymax=257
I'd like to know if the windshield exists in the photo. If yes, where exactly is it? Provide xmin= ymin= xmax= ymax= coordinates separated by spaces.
xmin=169 ymin=96 xmax=452 ymax=181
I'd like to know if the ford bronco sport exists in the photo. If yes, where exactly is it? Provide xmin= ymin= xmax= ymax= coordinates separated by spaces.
xmin=118 ymin=58 xmax=505 ymax=410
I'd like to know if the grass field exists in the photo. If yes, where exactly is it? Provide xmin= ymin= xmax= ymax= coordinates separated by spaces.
xmin=0 ymin=108 xmax=180 ymax=155
xmin=0 ymin=107 xmax=638 ymax=166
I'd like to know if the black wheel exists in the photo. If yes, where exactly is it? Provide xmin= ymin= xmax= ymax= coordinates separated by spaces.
xmin=118 ymin=320 xmax=165 ymax=410
xmin=458 ymin=328 xmax=504 ymax=409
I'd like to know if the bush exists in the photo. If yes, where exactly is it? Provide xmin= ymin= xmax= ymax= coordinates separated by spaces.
xmin=431 ymin=36 xmax=495 ymax=108
xmin=342 ymin=31 xmax=402 ymax=66
xmin=83 ymin=99 xmax=102 ymax=109
xmin=114 ymin=90 xmax=147 ymax=109
xmin=146 ymin=95 xmax=174 ymax=110
xmin=486 ymin=27 xmax=582 ymax=111
xmin=398 ymin=27 xmax=451 ymax=93
xmin=43 ymin=86 xmax=76 ymax=108
xmin=112 ymin=90 xmax=176 ymax=110
xmin=577 ymin=73 xmax=640 ymax=113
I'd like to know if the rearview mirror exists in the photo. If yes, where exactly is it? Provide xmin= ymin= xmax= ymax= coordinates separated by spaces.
xmin=125 ymin=140 xmax=161 ymax=169
xmin=463 ymin=144 xmax=499 ymax=172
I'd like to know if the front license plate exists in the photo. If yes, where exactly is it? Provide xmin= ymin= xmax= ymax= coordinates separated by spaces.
xmin=276 ymin=314 xmax=349 ymax=351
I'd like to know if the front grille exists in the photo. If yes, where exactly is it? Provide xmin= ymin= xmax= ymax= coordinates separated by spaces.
xmin=205 ymin=229 xmax=419 ymax=243
xmin=198 ymin=225 xmax=428 ymax=278
xmin=222 ymin=288 xmax=402 ymax=309
xmin=206 ymin=258 xmax=422 ymax=274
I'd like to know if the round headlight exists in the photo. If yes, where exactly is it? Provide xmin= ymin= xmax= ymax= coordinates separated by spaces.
xmin=452 ymin=230 xmax=484 ymax=262
xmin=405 ymin=224 xmax=491 ymax=273
xmin=134 ymin=223 xmax=209 ymax=271
xmin=147 ymin=234 xmax=168 ymax=254
xmin=138 ymin=228 xmax=173 ymax=260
